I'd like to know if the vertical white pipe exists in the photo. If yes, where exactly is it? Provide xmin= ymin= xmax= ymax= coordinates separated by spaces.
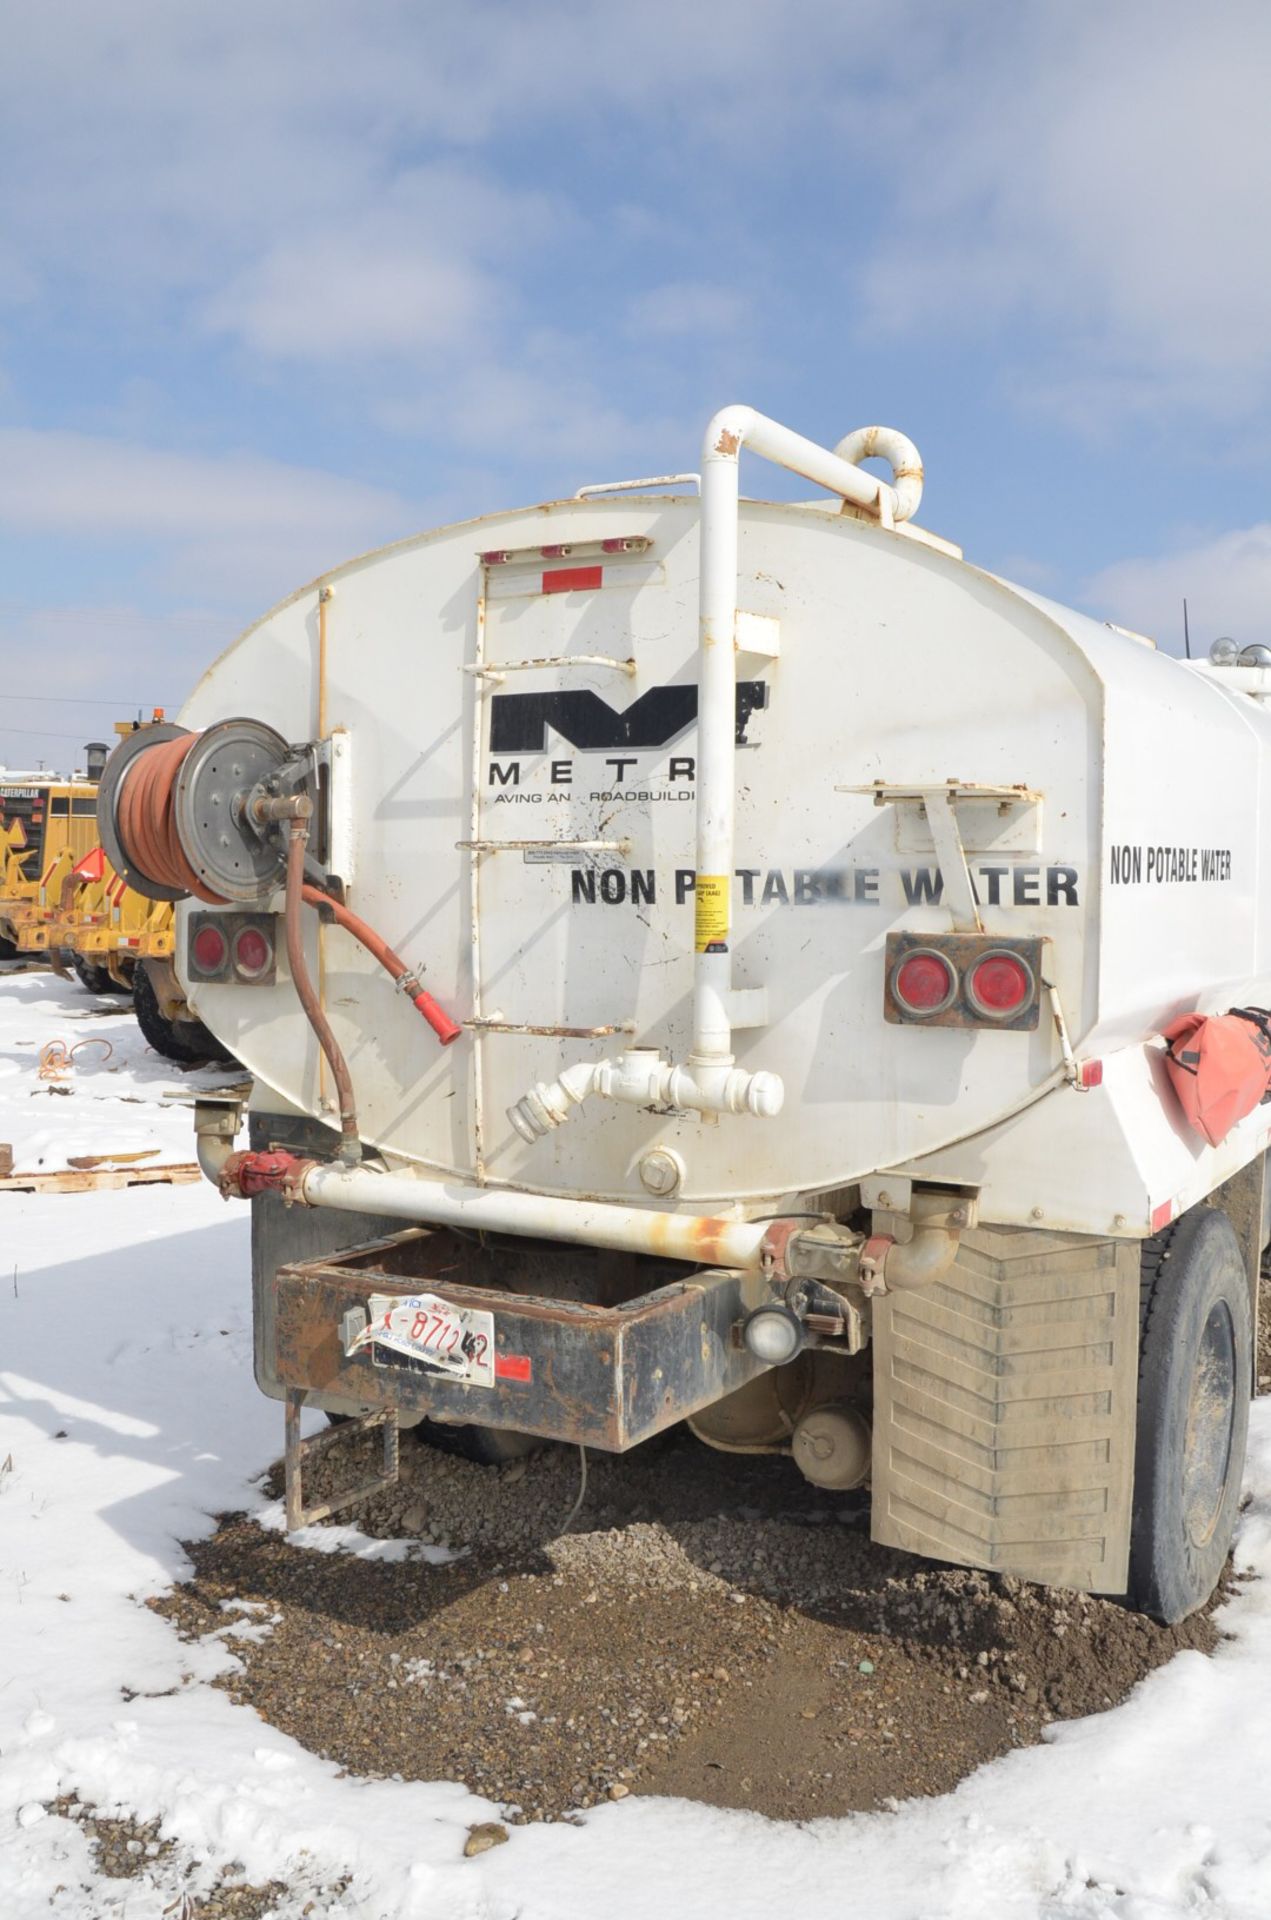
xmin=691 ymin=430 xmax=744 ymax=1066
xmin=690 ymin=409 xmax=900 ymax=1071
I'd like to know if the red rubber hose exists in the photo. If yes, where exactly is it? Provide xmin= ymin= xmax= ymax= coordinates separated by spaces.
xmin=301 ymin=884 xmax=462 ymax=1046
xmin=116 ymin=735 xmax=225 ymax=904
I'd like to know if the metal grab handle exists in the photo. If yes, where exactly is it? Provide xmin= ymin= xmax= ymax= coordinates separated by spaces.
xmin=575 ymin=473 xmax=701 ymax=498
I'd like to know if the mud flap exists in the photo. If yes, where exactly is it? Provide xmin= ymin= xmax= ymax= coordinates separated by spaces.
xmin=870 ymin=1227 xmax=1138 ymax=1594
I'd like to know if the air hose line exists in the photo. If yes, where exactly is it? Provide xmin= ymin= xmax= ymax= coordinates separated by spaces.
xmin=284 ymin=823 xmax=361 ymax=1163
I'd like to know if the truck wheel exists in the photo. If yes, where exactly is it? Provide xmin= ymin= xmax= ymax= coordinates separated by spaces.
xmin=1128 ymin=1206 xmax=1251 ymax=1623
xmin=0 ymin=933 xmax=17 ymax=960
xmin=325 ymin=1411 xmax=538 ymax=1465
xmin=414 ymin=1420 xmax=540 ymax=1465
xmin=133 ymin=962 xmax=234 ymax=1065
xmin=70 ymin=952 xmax=113 ymax=995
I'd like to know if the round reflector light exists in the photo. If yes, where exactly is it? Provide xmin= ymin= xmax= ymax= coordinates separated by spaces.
xmin=742 ymin=1304 xmax=806 ymax=1366
xmin=233 ymin=925 xmax=273 ymax=979
xmin=967 ymin=949 xmax=1034 ymax=1019
xmin=191 ymin=923 xmax=228 ymax=974
xmin=892 ymin=948 xmax=957 ymax=1017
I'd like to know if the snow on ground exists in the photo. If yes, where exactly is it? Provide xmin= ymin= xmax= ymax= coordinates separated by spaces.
xmin=0 ymin=967 xmax=237 ymax=1175
xmin=2 ymin=972 xmax=1271 ymax=1918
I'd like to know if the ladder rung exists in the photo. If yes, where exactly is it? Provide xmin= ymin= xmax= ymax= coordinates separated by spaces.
xmin=457 ymin=838 xmax=631 ymax=854
xmin=464 ymin=654 xmax=636 ymax=679
xmin=465 ymin=1018 xmax=637 ymax=1038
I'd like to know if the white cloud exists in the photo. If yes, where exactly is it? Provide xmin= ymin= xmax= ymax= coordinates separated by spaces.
xmin=0 ymin=429 xmax=425 ymax=610
xmin=206 ymin=233 xmax=492 ymax=362
xmin=0 ymin=602 xmax=235 ymax=772
xmin=1084 ymin=523 xmax=1271 ymax=657
xmin=858 ymin=1 xmax=1271 ymax=420
xmin=201 ymin=167 xmax=563 ymax=365
xmin=0 ymin=429 xmax=408 ymax=542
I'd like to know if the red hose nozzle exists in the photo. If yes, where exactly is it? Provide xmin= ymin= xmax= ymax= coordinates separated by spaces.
xmin=399 ymin=971 xmax=462 ymax=1045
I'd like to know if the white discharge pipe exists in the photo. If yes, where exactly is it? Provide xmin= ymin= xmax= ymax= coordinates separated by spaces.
xmin=300 ymin=1159 xmax=771 ymax=1269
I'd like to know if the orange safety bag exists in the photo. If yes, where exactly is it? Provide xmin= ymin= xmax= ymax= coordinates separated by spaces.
xmin=1161 ymin=1007 xmax=1271 ymax=1147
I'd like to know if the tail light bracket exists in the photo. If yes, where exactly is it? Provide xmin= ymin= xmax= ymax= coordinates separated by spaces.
xmin=188 ymin=910 xmax=279 ymax=987
xmin=884 ymin=930 xmax=1044 ymax=1031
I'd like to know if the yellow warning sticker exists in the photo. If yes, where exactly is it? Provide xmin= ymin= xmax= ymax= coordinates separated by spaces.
xmin=694 ymin=874 xmax=730 ymax=952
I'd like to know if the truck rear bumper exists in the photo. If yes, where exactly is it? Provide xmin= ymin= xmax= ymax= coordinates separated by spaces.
xmin=272 ymin=1225 xmax=771 ymax=1450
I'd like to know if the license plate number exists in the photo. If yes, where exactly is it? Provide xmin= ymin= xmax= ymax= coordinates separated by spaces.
xmin=348 ymin=1292 xmax=495 ymax=1388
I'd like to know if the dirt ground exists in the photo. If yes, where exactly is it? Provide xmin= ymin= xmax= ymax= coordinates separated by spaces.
xmin=157 ymin=1418 xmax=1225 ymax=1828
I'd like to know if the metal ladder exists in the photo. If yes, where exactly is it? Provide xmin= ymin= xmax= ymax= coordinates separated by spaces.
xmin=461 ymin=555 xmax=644 ymax=1176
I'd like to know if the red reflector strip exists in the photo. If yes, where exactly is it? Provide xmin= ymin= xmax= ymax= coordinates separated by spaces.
xmin=495 ymin=1352 xmax=532 ymax=1383
xmin=1077 ymin=1059 xmax=1103 ymax=1089
xmin=1151 ymin=1198 xmax=1175 ymax=1234
xmin=542 ymin=565 xmax=603 ymax=595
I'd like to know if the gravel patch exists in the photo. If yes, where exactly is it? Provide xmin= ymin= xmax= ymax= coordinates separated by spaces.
xmin=153 ymin=1419 xmax=1224 ymax=1825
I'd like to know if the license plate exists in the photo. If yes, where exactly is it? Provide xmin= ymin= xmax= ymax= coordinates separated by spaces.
xmin=346 ymin=1291 xmax=495 ymax=1388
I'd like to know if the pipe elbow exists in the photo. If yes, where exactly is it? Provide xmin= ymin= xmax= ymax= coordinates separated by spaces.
xmin=196 ymin=1130 xmax=236 ymax=1188
xmin=701 ymin=405 xmax=756 ymax=465
xmin=882 ymin=1223 xmax=962 ymax=1291
xmin=194 ymin=1098 xmax=242 ymax=1191
xmin=832 ymin=425 xmax=923 ymax=524
xmin=507 ymin=1059 xmax=600 ymax=1143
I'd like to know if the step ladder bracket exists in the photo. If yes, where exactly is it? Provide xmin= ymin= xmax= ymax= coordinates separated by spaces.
xmin=464 ymin=654 xmax=636 ymax=679
xmin=465 ymin=1017 xmax=639 ymax=1038
xmin=457 ymin=837 xmax=631 ymax=856
xmin=283 ymin=1392 xmax=400 ymax=1532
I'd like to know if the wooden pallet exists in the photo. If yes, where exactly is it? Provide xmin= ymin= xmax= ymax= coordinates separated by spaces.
xmin=0 ymin=1161 xmax=203 ymax=1195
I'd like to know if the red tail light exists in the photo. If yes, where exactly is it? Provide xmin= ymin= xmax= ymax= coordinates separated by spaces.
xmin=191 ymin=923 xmax=229 ymax=975
xmin=966 ymin=950 xmax=1036 ymax=1020
xmin=892 ymin=948 xmax=957 ymax=1016
xmin=233 ymin=925 xmax=273 ymax=980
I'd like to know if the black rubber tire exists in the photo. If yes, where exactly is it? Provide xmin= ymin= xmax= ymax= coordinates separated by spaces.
xmin=102 ymin=961 xmax=135 ymax=995
xmin=1128 ymin=1205 xmax=1252 ymax=1623
xmin=413 ymin=1420 xmax=540 ymax=1465
xmin=133 ymin=962 xmax=235 ymax=1065
xmin=327 ymin=1411 xmax=538 ymax=1465
xmin=0 ymin=932 xmax=17 ymax=960
xmin=70 ymin=952 xmax=113 ymax=995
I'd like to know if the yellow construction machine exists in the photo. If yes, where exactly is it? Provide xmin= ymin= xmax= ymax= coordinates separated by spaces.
xmin=1 ymin=725 xmax=231 ymax=1063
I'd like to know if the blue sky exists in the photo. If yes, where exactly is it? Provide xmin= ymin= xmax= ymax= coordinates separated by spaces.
xmin=4 ymin=0 xmax=1271 ymax=770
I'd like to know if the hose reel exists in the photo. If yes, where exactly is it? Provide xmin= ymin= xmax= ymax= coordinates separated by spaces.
xmin=98 ymin=716 xmax=459 ymax=1166
xmin=98 ymin=717 xmax=297 ymax=906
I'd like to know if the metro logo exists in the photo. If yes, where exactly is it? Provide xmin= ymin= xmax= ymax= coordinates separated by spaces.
xmin=489 ymin=681 xmax=768 ymax=755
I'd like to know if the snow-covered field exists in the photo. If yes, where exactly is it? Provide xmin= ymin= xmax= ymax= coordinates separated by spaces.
xmin=0 ymin=969 xmax=236 ymax=1176
xmin=3 ymin=971 xmax=1271 ymax=1919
